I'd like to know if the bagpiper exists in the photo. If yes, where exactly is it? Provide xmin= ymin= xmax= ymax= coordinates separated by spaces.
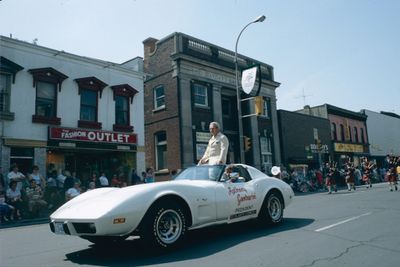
xmin=345 ymin=161 xmax=356 ymax=191
xmin=361 ymin=157 xmax=374 ymax=188
xmin=387 ymin=156 xmax=398 ymax=191
xmin=325 ymin=162 xmax=337 ymax=194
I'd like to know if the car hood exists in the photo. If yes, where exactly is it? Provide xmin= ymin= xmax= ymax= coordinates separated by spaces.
xmin=50 ymin=180 xmax=215 ymax=220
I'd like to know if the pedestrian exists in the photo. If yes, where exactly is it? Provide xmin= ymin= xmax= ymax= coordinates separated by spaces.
xmin=131 ymin=169 xmax=141 ymax=185
xmin=198 ymin=121 xmax=229 ymax=165
xmin=145 ymin=168 xmax=155 ymax=183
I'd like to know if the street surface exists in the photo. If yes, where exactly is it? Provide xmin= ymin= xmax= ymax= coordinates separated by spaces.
xmin=1 ymin=183 xmax=400 ymax=267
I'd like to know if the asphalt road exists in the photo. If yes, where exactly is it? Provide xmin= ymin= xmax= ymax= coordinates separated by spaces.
xmin=1 ymin=183 xmax=400 ymax=267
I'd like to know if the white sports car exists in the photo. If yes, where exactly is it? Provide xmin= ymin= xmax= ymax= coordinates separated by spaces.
xmin=50 ymin=164 xmax=294 ymax=249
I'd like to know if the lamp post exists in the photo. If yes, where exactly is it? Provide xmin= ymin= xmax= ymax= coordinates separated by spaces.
xmin=235 ymin=15 xmax=266 ymax=163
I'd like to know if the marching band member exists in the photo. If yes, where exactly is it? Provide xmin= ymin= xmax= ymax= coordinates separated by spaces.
xmin=345 ymin=161 xmax=356 ymax=191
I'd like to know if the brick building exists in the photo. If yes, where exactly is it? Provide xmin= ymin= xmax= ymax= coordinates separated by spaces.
xmin=143 ymin=33 xmax=281 ymax=179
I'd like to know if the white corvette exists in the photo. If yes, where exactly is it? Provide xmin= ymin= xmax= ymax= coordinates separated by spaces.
xmin=50 ymin=164 xmax=294 ymax=249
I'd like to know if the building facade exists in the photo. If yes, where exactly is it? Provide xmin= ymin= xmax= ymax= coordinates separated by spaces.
xmin=0 ymin=36 xmax=145 ymax=184
xmin=277 ymin=110 xmax=332 ymax=169
xmin=143 ymin=33 xmax=281 ymax=178
xmin=297 ymin=104 xmax=369 ymax=166
xmin=361 ymin=109 xmax=400 ymax=165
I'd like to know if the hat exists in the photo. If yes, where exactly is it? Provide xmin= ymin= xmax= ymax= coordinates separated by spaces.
xmin=271 ymin=166 xmax=281 ymax=176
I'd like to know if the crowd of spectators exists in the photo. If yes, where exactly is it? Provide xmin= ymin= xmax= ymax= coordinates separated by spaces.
xmin=0 ymin=164 xmax=155 ymax=224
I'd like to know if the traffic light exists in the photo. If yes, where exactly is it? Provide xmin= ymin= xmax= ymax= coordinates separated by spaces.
xmin=244 ymin=136 xmax=251 ymax=152
xmin=254 ymin=96 xmax=264 ymax=115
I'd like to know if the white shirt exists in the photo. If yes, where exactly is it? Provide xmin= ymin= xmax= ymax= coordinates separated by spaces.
xmin=8 ymin=171 xmax=25 ymax=191
xmin=200 ymin=132 xmax=229 ymax=165
xmin=99 ymin=176 xmax=109 ymax=186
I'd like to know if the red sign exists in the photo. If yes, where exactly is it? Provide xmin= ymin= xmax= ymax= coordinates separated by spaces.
xmin=49 ymin=127 xmax=137 ymax=144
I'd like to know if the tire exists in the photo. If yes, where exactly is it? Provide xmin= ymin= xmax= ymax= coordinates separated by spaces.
xmin=142 ymin=201 xmax=187 ymax=249
xmin=258 ymin=191 xmax=284 ymax=225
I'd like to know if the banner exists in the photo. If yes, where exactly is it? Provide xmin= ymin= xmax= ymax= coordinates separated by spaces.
xmin=241 ymin=66 xmax=257 ymax=94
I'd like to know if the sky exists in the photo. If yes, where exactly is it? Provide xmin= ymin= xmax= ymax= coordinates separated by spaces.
xmin=1 ymin=0 xmax=399 ymax=114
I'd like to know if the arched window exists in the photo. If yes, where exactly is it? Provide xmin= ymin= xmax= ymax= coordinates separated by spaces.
xmin=360 ymin=128 xmax=365 ymax=143
xmin=340 ymin=124 xmax=345 ymax=141
xmin=348 ymin=126 xmax=352 ymax=142
xmin=354 ymin=127 xmax=359 ymax=143
xmin=331 ymin=123 xmax=337 ymax=140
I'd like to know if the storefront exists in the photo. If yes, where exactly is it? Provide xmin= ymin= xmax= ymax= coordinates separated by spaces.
xmin=47 ymin=127 xmax=137 ymax=185
xmin=333 ymin=142 xmax=369 ymax=167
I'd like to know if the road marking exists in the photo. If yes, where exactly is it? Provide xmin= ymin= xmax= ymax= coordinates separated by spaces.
xmin=315 ymin=212 xmax=372 ymax=232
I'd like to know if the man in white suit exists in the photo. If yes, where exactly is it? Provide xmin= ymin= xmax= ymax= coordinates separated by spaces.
xmin=198 ymin=122 xmax=229 ymax=165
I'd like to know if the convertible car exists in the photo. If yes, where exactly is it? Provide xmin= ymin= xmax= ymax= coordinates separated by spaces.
xmin=50 ymin=164 xmax=294 ymax=249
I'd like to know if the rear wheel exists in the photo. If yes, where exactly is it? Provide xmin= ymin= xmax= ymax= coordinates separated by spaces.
xmin=142 ymin=201 xmax=187 ymax=249
xmin=258 ymin=191 xmax=284 ymax=225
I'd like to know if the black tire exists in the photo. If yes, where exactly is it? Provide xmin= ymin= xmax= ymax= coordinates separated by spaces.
xmin=258 ymin=191 xmax=284 ymax=225
xmin=142 ymin=201 xmax=187 ymax=249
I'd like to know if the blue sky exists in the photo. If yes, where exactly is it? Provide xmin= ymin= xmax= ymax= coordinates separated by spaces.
xmin=1 ymin=0 xmax=399 ymax=113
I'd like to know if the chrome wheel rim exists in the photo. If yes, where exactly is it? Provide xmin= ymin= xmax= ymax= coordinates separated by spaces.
xmin=156 ymin=209 xmax=183 ymax=244
xmin=268 ymin=195 xmax=282 ymax=221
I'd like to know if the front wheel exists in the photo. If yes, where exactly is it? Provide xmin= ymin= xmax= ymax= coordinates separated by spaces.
xmin=258 ymin=191 xmax=284 ymax=225
xmin=142 ymin=202 xmax=187 ymax=249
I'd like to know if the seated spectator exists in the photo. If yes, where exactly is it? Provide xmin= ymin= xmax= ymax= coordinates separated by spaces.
xmin=28 ymin=165 xmax=46 ymax=189
xmin=86 ymin=181 xmax=96 ymax=191
xmin=25 ymin=179 xmax=47 ymax=217
xmin=8 ymin=164 xmax=26 ymax=192
xmin=1 ymin=191 xmax=15 ymax=222
xmin=111 ymin=174 xmax=121 ymax=187
xmin=6 ymin=181 xmax=23 ymax=219
xmin=65 ymin=182 xmax=81 ymax=201
xmin=99 ymin=172 xmax=109 ymax=187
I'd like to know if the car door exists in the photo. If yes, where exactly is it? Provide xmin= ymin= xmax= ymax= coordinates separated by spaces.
xmin=215 ymin=166 xmax=259 ymax=223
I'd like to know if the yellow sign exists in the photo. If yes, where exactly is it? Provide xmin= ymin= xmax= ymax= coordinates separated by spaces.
xmin=334 ymin=143 xmax=364 ymax=153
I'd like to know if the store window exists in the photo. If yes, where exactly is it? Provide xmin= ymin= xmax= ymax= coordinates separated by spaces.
xmin=75 ymin=76 xmax=107 ymax=129
xmin=153 ymin=85 xmax=165 ymax=109
xmin=155 ymin=131 xmax=167 ymax=170
xmin=262 ymin=97 xmax=270 ymax=118
xmin=10 ymin=147 xmax=34 ymax=175
xmin=116 ymin=96 xmax=129 ymax=125
xmin=260 ymin=137 xmax=273 ymax=172
xmin=331 ymin=123 xmax=337 ymax=141
xmin=193 ymin=83 xmax=208 ymax=107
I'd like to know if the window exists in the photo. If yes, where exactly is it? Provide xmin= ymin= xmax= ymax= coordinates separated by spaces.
xmin=80 ymin=89 xmax=97 ymax=122
xmin=75 ymin=76 xmax=107 ymax=129
xmin=115 ymin=96 xmax=129 ymax=125
xmin=193 ymin=83 xmax=208 ymax=107
xmin=354 ymin=127 xmax=359 ymax=143
xmin=111 ymin=84 xmax=137 ymax=132
xmin=29 ymin=67 xmax=68 ymax=125
xmin=260 ymin=137 xmax=273 ymax=172
xmin=348 ymin=126 xmax=352 ymax=142
xmin=262 ymin=97 xmax=270 ymax=118
xmin=0 ymin=57 xmax=23 ymax=120
xmin=360 ymin=128 xmax=365 ymax=143
xmin=155 ymin=132 xmax=167 ymax=170
xmin=331 ymin=123 xmax=337 ymax=141
xmin=154 ymin=85 xmax=165 ymax=109
xmin=0 ymin=73 xmax=11 ymax=112
xmin=340 ymin=124 xmax=345 ymax=141
xmin=36 ymin=81 xmax=57 ymax=117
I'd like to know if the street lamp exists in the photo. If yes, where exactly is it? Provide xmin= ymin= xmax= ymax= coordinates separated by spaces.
xmin=235 ymin=15 xmax=266 ymax=163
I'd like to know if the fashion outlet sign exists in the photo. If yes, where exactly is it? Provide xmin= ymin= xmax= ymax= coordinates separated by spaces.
xmin=49 ymin=127 xmax=137 ymax=144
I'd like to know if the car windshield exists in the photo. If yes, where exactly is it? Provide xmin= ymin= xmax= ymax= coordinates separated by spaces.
xmin=174 ymin=165 xmax=225 ymax=181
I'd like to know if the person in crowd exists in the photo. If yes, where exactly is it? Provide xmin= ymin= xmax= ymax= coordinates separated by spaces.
xmin=45 ymin=170 xmax=59 ymax=209
xmin=131 ymin=169 xmax=141 ymax=185
xmin=345 ymin=161 xmax=356 ymax=191
xmin=63 ymin=171 xmax=75 ymax=197
xmin=72 ymin=172 xmax=81 ymax=185
xmin=141 ymin=171 xmax=147 ymax=183
xmin=86 ymin=173 xmax=100 ymax=189
xmin=315 ymin=168 xmax=323 ymax=189
xmin=99 ymin=172 xmax=109 ymax=187
xmin=57 ymin=169 xmax=66 ymax=193
xmin=0 ymin=167 xmax=6 ymax=192
xmin=198 ymin=122 xmax=229 ymax=165
xmin=65 ymin=181 xmax=82 ymax=201
xmin=6 ymin=181 xmax=23 ymax=220
xmin=0 ymin=191 xmax=15 ymax=222
xmin=25 ymin=179 xmax=47 ymax=217
xmin=87 ymin=181 xmax=96 ymax=191
xmin=145 ymin=168 xmax=155 ymax=183
xmin=7 ymin=164 xmax=26 ymax=192
xmin=111 ymin=174 xmax=121 ymax=187
xmin=28 ymin=165 xmax=46 ymax=189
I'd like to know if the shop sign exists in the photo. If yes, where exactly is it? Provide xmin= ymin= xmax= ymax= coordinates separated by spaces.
xmin=334 ymin=143 xmax=364 ymax=153
xmin=196 ymin=132 xmax=210 ymax=143
xmin=310 ymin=143 xmax=329 ymax=154
xmin=49 ymin=127 xmax=137 ymax=144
